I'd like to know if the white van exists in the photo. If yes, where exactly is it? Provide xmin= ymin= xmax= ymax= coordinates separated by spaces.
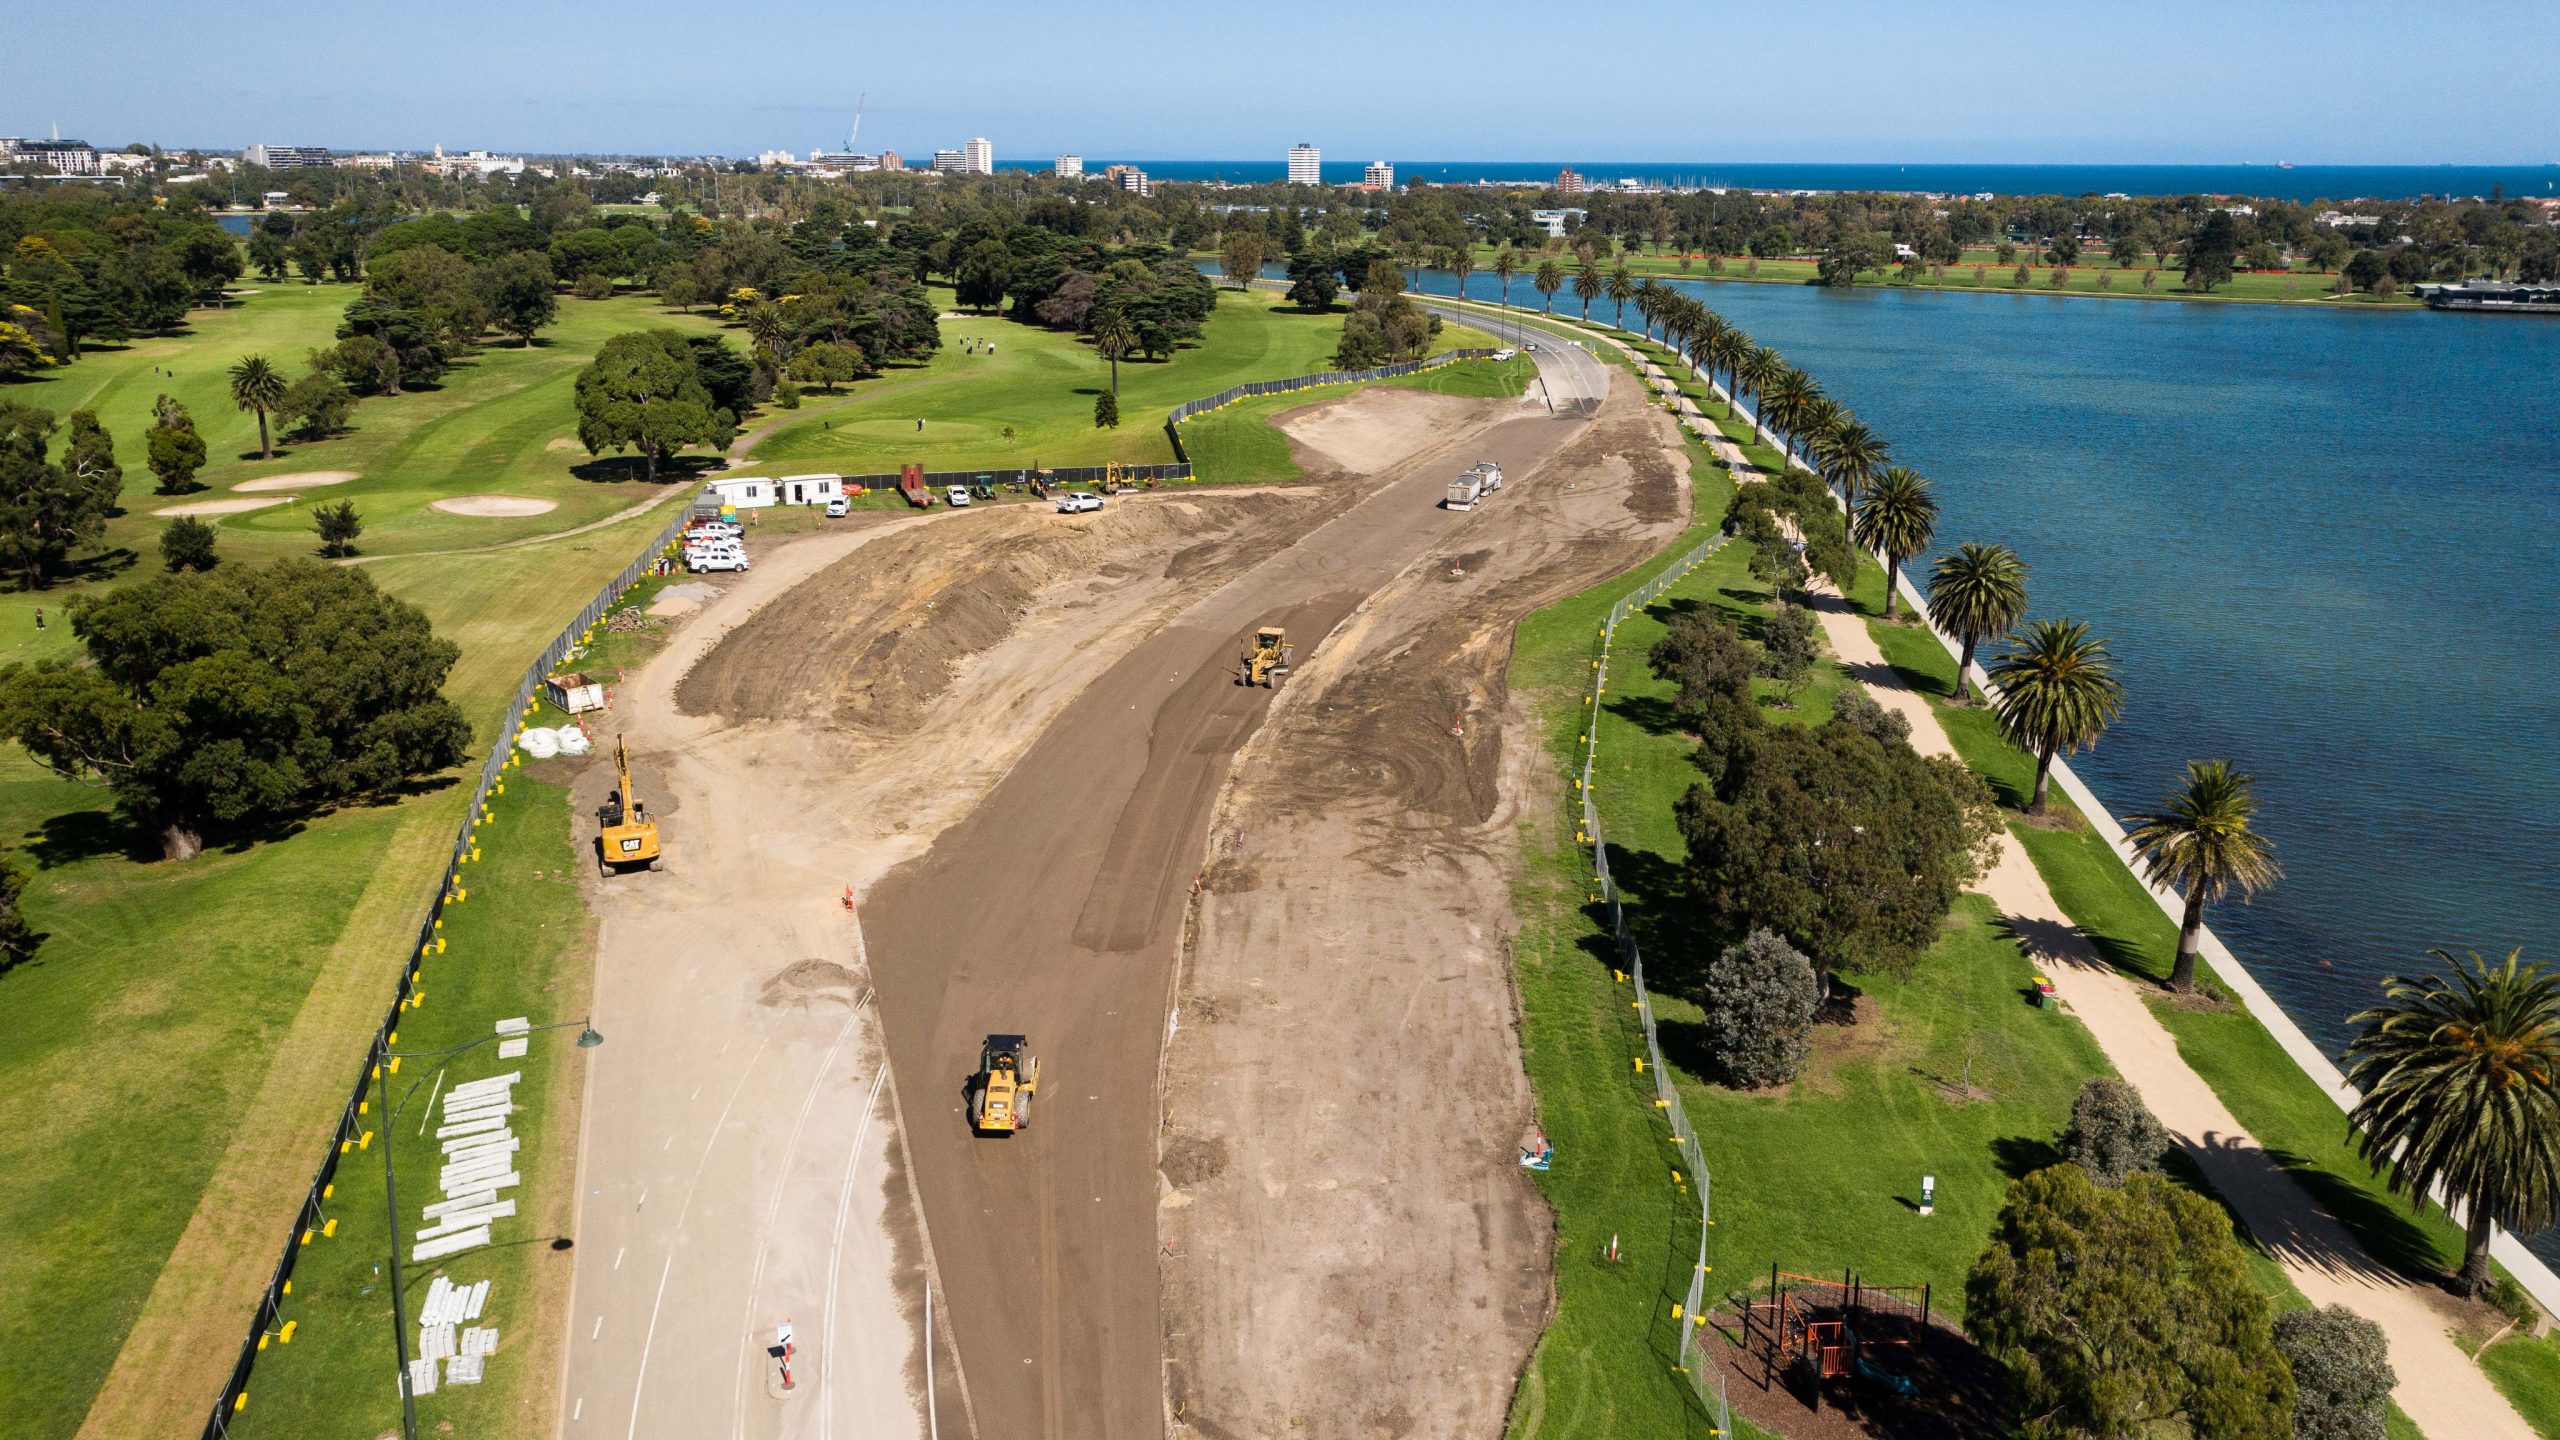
xmin=946 ymin=484 xmax=971 ymax=507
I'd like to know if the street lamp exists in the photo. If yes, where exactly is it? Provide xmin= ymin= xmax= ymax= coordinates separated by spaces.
xmin=379 ymin=1018 xmax=601 ymax=1440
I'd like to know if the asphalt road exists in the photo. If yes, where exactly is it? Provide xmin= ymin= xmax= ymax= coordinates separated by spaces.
xmin=860 ymin=351 xmax=1604 ymax=1440
xmin=1416 ymin=297 xmax=1612 ymax=414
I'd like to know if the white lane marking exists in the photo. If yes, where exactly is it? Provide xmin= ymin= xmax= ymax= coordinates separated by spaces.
xmin=925 ymin=1283 xmax=938 ymax=1440
xmin=821 ymin=1066 xmax=890 ymax=1440
xmin=574 ymin=1397 xmax=584 ymax=1421
xmin=613 ymin=1246 xmax=625 ymax=1271
xmin=663 ymin=1134 xmax=674 ymax=1151
xmin=624 ymin=1033 xmax=769 ymax=1440
xmin=728 ymin=996 xmax=870 ymax=1440
xmin=592 ymin=1316 xmax=603 ymax=1340
xmin=417 ymin=1068 xmax=446 ymax=1136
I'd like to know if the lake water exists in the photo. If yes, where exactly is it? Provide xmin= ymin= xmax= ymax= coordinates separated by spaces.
xmin=1406 ymin=270 xmax=2560 ymax=1058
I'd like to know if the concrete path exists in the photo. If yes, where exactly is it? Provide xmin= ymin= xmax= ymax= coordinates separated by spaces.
xmin=1808 ymin=593 xmax=2527 ymax=1440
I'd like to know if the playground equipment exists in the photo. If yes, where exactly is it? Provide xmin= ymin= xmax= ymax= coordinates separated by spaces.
xmin=1735 ymin=1265 xmax=1930 ymax=1410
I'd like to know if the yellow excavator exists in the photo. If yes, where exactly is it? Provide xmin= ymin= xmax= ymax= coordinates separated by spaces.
xmin=597 ymin=735 xmax=663 ymax=876
xmin=969 ymin=1034 xmax=1040 ymax=1135
xmin=1236 ymin=626 xmax=1292 ymax=687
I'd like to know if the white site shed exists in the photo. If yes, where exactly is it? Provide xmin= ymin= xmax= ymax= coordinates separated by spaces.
xmin=776 ymin=473 xmax=844 ymax=505
xmin=701 ymin=476 xmax=780 ymax=509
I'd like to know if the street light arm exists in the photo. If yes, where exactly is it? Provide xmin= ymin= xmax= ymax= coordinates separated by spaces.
xmin=382 ymin=1018 xmax=596 ymax=1126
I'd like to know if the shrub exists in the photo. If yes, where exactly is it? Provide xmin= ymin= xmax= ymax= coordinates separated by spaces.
xmin=0 ymin=849 xmax=33 ymax=977
xmin=2273 ymin=1305 xmax=2393 ymax=1440
xmin=1831 ymin=690 xmax=1910 ymax=746
xmin=1699 ymin=929 xmax=1820 ymax=1088
xmin=312 ymin=500 xmax=362 ymax=558
xmin=1094 ymin=390 xmax=1120 ymax=429
xmin=572 ymin=271 xmax=615 ymax=300
xmin=770 ymin=379 xmax=802 ymax=410
xmin=159 ymin=516 xmax=218 ymax=572
xmin=1755 ymin=603 xmax=1819 ymax=706
xmin=2062 ymin=1076 xmax=2168 ymax=1186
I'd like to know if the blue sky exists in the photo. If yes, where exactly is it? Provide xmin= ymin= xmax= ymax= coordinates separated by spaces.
xmin=9 ymin=0 xmax=2554 ymax=164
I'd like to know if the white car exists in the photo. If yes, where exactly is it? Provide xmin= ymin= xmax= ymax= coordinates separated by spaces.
xmin=946 ymin=484 xmax=971 ymax=507
xmin=1055 ymin=491 xmax=1103 ymax=514
xmin=823 ymin=497 xmax=850 ymax=518
xmin=1492 ymin=348 xmax=1517 ymax=361
xmin=1524 ymin=341 xmax=1541 ymax=353
xmin=685 ymin=549 xmax=749 ymax=574
xmin=687 ymin=522 xmax=742 ymax=541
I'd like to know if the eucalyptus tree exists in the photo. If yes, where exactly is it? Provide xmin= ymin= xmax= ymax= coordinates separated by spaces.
xmin=1854 ymin=467 xmax=1937 ymax=616
xmin=2126 ymin=761 xmax=2283 ymax=992
xmin=1926 ymin=542 xmax=2029 ymax=701
xmin=1988 ymin=619 xmax=2125 ymax=813
xmin=2345 ymin=949 xmax=2560 ymax=1295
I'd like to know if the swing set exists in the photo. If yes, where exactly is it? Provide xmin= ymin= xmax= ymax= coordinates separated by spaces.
xmin=1735 ymin=1264 xmax=1932 ymax=1406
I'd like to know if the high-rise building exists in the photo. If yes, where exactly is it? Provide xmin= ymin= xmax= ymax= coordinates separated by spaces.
xmin=963 ymin=137 xmax=993 ymax=174
xmin=4 ymin=138 xmax=99 ymax=174
xmin=1055 ymin=155 xmax=1083 ymax=179
xmin=1555 ymin=166 xmax=1588 ymax=196
xmin=879 ymin=150 xmax=903 ymax=172
xmin=1287 ymin=143 xmax=1320 ymax=185
xmin=1103 ymin=164 xmax=1152 ymax=197
xmin=1363 ymin=161 xmax=1394 ymax=189
xmin=930 ymin=149 xmax=965 ymax=173
xmin=244 ymin=143 xmax=331 ymax=170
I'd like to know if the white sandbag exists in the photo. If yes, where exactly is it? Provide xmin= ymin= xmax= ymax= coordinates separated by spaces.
xmin=517 ymin=727 xmax=560 ymax=759
xmin=556 ymin=726 xmax=592 ymax=756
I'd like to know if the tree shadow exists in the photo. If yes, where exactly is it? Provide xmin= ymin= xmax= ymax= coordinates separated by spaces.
xmin=64 ymin=548 xmax=139 ymax=585
xmin=1605 ymin=692 xmax=1686 ymax=740
xmin=25 ymin=806 xmax=154 ymax=867
xmin=1991 ymin=909 xmax=2150 ymax=984
xmin=569 ymin=455 xmax=698 ymax=486
xmin=2259 ymin=1144 xmax=2450 ymax=1281
xmin=1990 ymin=1134 xmax=2063 ymax=1180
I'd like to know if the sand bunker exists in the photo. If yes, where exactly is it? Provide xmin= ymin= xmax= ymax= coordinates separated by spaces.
xmin=155 ymin=497 xmax=291 ymax=517
xmin=234 ymin=471 xmax=357 ymax=493
xmin=432 ymin=495 xmax=558 ymax=517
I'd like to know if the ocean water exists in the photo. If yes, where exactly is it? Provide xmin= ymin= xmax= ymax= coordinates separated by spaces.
xmin=1056 ymin=160 xmax=2559 ymax=202
xmin=1406 ymin=270 xmax=2560 ymax=1058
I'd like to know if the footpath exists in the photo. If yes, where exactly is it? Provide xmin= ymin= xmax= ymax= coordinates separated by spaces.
xmin=1440 ymin=294 xmax=2532 ymax=1436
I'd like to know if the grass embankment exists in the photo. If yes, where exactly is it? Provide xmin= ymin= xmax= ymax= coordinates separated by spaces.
xmin=1179 ymin=350 xmax=1536 ymax=485
xmin=747 ymin=286 xmax=1502 ymax=479
xmin=0 ymin=283 xmax=709 ymax=1437
xmin=220 ymin=754 xmax=595 ymax=1439
xmin=1467 ymin=244 xmax=2412 ymax=307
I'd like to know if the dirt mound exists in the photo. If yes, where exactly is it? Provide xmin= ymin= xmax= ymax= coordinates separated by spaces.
xmin=677 ymin=493 xmax=1324 ymax=732
xmin=1278 ymin=388 xmax=1489 ymax=476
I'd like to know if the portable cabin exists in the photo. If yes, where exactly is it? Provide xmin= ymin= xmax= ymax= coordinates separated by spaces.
xmin=776 ymin=473 xmax=844 ymax=506
xmin=701 ymin=476 xmax=777 ymax=510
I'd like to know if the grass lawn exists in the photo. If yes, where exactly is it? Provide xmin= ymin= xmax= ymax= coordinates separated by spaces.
xmin=745 ymin=287 xmax=1502 ymax=477
xmin=223 ymin=756 xmax=596 ymax=1440
xmin=1178 ymin=351 xmax=1536 ymax=485
xmin=2483 ymin=1332 xmax=2560 ymax=1440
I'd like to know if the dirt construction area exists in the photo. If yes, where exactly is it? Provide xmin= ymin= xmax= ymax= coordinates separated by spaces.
xmin=560 ymin=350 xmax=1698 ymax=1440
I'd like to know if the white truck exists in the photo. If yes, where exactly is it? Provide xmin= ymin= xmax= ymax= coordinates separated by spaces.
xmin=1445 ymin=462 xmax=1502 ymax=511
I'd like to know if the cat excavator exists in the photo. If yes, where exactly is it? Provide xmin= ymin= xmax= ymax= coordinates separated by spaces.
xmin=597 ymin=735 xmax=663 ymax=876
xmin=969 ymin=1034 xmax=1040 ymax=1135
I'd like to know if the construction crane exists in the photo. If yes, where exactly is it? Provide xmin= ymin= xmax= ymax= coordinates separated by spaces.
xmin=847 ymin=90 xmax=866 ymax=153
xmin=597 ymin=735 xmax=663 ymax=876
xmin=1237 ymin=627 xmax=1293 ymax=687
xmin=969 ymin=1034 xmax=1040 ymax=1134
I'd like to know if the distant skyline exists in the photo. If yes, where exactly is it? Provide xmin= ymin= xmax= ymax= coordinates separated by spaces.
xmin=12 ymin=0 xmax=2557 ymax=165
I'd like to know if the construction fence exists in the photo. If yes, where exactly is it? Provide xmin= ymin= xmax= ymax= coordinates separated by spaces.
xmin=1162 ymin=349 xmax=1499 ymax=464
xmin=831 ymin=462 xmax=1193 ymax=490
xmin=202 ymin=503 xmax=695 ymax=1439
xmin=1577 ymin=530 xmax=1735 ymax=1433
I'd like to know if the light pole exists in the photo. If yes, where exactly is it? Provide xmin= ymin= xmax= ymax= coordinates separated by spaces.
xmin=380 ymin=1018 xmax=602 ymax=1440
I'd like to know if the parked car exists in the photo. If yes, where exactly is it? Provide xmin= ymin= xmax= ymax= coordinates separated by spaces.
xmin=1492 ymin=348 xmax=1517 ymax=361
xmin=824 ymin=497 xmax=850 ymax=518
xmin=687 ymin=521 xmax=743 ymax=541
xmin=1055 ymin=491 xmax=1103 ymax=514
xmin=685 ymin=549 xmax=749 ymax=574
xmin=947 ymin=484 xmax=971 ymax=507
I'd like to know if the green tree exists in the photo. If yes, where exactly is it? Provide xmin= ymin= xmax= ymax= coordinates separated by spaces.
xmin=228 ymin=354 xmax=288 ymax=461
xmin=0 ymin=403 xmax=110 ymax=588
xmin=2273 ymin=1306 xmax=2395 ymax=1440
xmin=1572 ymin=258 xmax=1602 ymax=320
xmin=278 ymin=371 xmax=355 ymax=440
xmin=1094 ymin=390 xmax=1120 ymax=429
xmin=2125 ymin=760 xmax=2283 ymax=992
xmin=479 ymin=250 xmax=559 ymax=346
xmin=1648 ymin=609 xmax=1754 ymax=726
xmin=2061 ymin=1077 xmax=2168 ymax=1186
xmin=1968 ymin=1166 xmax=2292 ymax=1440
xmin=0 ymin=849 xmax=34 ymax=977
xmin=1987 ymin=619 xmax=2125 ymax=813
xmin=145 ymin=394 xmax=209 ymax=495
xmin=573 ymin=330 xmax=730 ymax=481
xmin=1754 ymin=603 xmax=1819 ymax=707
xmin=1218 ymin=233 xmax=1267 ymax=286
xmin=160 ymin=515 xmax=218 ymax=572
xmin=1816 ymin=417 xmax=1888 ymax=528
xmin=785 ymin=342 xmax=858 ymax=394
xmin=953 ymin=239 xmax=1013 ymax=312
xmin=1492 ymin=246 xmax=1518 ymax=309
xmin=2344 ymin=949 xmax=2560 ymax=1296
xmin=1605 ymin=262 xmax=1634 ymax=328
xmin=1089 ymin=309 xmax=1136 ymax=394
xmin=2185 ymin=211 xmax=2243 ymax=292
xmin=1533 ymin=258 xmax=1564 ymax=313
xmin=1853 ymin=467 xmax=1938 ymax=617
xmin=0 ymin=560 xmax=473 ymax=859
xmin=0 ymin=318 xmax=52 ymax=376
xmin=63 ymin=409 xmax=121 ymax=501
xmin=1700 ymin=929 xmax=1819 ymax=1088
xmin=311 ymin=499 xmax=363 ymax=558
xmin=1925 ymin=542 xmax=2028 ymax=701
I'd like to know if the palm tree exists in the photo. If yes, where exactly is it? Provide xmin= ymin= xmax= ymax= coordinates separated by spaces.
xmin=1633 ymin=279 xmax=1666 ymax=341
xmin=2125 ymin=761 xmax=2282 ymax=992
xmin=1606 ymin=263 xmax=1636 ymax=330
xmin=1821 ymin=418 xmax=1889 ymax=530
xmin=1735 ymin=345 xmax=1785 ymax=434
xmin=1533 ymin=259 xmax=1564 ymax=313
xmin=1760 ymin=368 xmax=1821 ymax=461
xmin=2344 ymin=949 xmax=2560 ymax=1296
xmin=1795 ymin=396 xmax=1845 ymax=481
xmin=1854 ymin=468 xmax=1938 ymax=617
xmin=1450 ymin=247 xmax=1475 ymax=306
xmin=1494 ymin=247 xmax=1519 ymax=310
xmin=1706 ymin=328 xmax=1751 ymax=419
xmin=1926 ymin=543 xmax=2029 ymax=701
xmin=228 ymin=355 xmax=288 ymax=461
xmin=1572 ymin=259 xmax=1603 ymax=321
xmin=1090 ymin=309 xmax=1136 ymax=394
xmin=1987 ymin=619 xmax=2125 ymax=813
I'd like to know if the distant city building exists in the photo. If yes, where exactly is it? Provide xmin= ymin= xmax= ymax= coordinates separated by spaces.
xmin=2 ymin=137 xmax=100 ymax=174
xmin=1363 ymin=160 xmax=1394 ymax=189
xmin=425 ymin=146 xmax=525 ymax=177
xmin=757 ymin=149 xmax=798 ymax=169
xmin=879 ymin=150 xmax=904 ymax=172
xmin=811 ymin=150 xmax=881 ymax=171
xmin=244 ymin=143 xmax=332 ymax=170
xmin=335 ymin=153 xmax=403 ymax=170
xmin=1287 ymin=143 xmax=1321 ymax=185
xmin=1529 ymin=207 xmax=1587 ymax=238
xmin=95 ymin=150 xmax=156 ymax=174
xmin=930 ymin=149 xmax=966 ymax=174
xmin=1103 ymin=164 xmax=1152 ymax=197
xmin=963 ymin=136 xmax=993 ymax=174
xmin=1055 ymin=155 xmax=1083 ymax=179
xmin=1555 ymin=167 xmax=1587 ymax=196
xmin=2315 ymin=210 xmax=2382 ymax=228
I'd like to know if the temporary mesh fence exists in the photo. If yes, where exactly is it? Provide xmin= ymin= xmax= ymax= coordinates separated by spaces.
xmin=1578 ymin=529 xmax=1734 ymax=1432
xmin=1161 ymin=349 xmax=1499 ymax=462
xmin=202 ymin=502 xmax=694 ymax=1438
